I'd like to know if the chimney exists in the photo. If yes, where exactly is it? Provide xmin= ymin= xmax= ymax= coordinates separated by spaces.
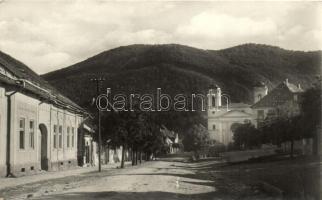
xmin=298 ymin=83 xmax=301 ymax=89
xmin=284 ymin=78 xmax=289 ymax=85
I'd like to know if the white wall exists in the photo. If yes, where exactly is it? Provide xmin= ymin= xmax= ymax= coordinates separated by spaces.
xmin=8 ymin=91 xmax=83 ymax=174
xmin=47 ymin=107 xmax=82 ymax=166
xmin=12 ymin=93 xmax=39 ymax=170
xmin=208 ymin=110 xmax=254 ymax=145
xmin=0 ymin=87 xmax=7 ymax=176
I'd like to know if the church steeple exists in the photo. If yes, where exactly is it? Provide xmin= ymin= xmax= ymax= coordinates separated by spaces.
xmin=215 ymin=85 xmax=222 ymax=108
xmin=208 ymin=84 xmax=222 ymax=110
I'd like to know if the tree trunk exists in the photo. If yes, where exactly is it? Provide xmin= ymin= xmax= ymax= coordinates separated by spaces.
xmin=120 ymin=145 xmax=126 ymax=168
xmin=290 ymin=139 xmax=294 ymax=158
xmin=131 ymin=147 xmax=135 ymax=166
xmin=107 ymin=146 xmax=110 ymax=164
xmin=139 ymin=151 xmax=142 ymax=164
xmin=135 ymin=150 xmax=138 ymax=165
xmin=146 ymin=152 xmax=149 ymax=161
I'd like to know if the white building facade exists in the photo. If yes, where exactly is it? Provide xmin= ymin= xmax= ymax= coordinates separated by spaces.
xmin=207 ymin=81 xmax=304 ymax=146
xmin=0 ymin=51 xmax=88 ymax=177
xmin=207 ymin=86 xmax=255 ymax=145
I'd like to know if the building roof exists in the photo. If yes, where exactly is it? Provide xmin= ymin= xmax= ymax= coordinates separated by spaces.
xmin=251 ymin=80 xmax=304 ymax=109
xmin=0 ymin=51 xmax=87 ymax=115
xmin=253 ymin=81 xmax=266 ymax=87
xmin=229 ymin=102 xmax=251 ymax=108
xmin=213 ymin=102 xmax=250 ymax=110
xmin=210 ymin=109 xmax=253 ymax=118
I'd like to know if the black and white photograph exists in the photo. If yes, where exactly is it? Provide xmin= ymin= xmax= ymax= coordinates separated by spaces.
xmin=0 ymin=1 xmax=321 ymax=199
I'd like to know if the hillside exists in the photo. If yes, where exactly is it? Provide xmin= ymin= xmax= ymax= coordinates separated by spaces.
xmin=43 ymin=43 xmax=320 ymax=108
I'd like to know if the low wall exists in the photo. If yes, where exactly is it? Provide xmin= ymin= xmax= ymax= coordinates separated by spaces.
xmin=222 ymin=148 xmax=276 ymax=163
xmin=281 ymin=138 xmax=313 ymax=155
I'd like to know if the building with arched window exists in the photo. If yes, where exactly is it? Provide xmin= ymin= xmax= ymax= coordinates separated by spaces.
xmin=0 ymin=51 xmax=90 ymax=177
xmin=208 ymin=80 xmax=303 ymax=146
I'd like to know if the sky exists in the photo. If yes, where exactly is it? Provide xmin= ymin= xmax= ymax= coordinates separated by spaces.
xmin=0 ymin=1 xmax=321 ymax=74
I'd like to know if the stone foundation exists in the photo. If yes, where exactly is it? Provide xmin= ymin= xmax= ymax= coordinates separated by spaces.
xmin=49 ymin=159 xmax=78 ymax=172
xmin=0 ymin=165 xmax=6 ymax=177
xmin=0 ymin=159 xmax=78 ymax=177
xmin=11 ymin=162 xmax=41 ymax=177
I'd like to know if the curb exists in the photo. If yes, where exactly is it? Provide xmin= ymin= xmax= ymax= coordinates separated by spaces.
xmin=258 ymin=181 xmax=284 ymax=198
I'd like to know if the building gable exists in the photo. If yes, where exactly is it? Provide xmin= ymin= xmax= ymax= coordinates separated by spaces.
xmin=215 ymin=110 xmax=253 ymax=118
xmin=251 ymin=81 xmax=303 ymax=109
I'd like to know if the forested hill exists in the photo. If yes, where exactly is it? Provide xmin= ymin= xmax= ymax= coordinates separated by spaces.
xmin=42 ymin=43 xmax=320 ymax=109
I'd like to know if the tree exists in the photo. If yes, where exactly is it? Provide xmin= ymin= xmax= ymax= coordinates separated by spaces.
xmin=259 ymin=80 xmax=321 ymax=157
xmin=100 ymin=109 xmax=169 ymax=168
xmin=300 ymin=82 xmax=321 ymax=136
xmin=182 ymin=124 xmax=210 ymax=159
xmin=233 ymin=122 xmax=261 ymax=150
xmin=299 ymin=79 xmax=321 ymax=154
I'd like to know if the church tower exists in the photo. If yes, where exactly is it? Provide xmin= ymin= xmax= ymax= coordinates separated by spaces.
xmin=215 ymin=86 xmax=222 ymax=108
xmin=208 ymin=85 xmax=222 ymax=110
xmin=253 ymin=82 xmax=268 ymax=104
xmin=208 ymin=88 xmax=215 ymax=108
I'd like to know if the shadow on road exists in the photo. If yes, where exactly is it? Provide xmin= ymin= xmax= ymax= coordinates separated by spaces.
xmin=32 ymin=191 xmax=228 ymax=200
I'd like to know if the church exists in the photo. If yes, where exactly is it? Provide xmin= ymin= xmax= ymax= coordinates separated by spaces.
xmin=207 ymin=79 xmax=303 ymax=145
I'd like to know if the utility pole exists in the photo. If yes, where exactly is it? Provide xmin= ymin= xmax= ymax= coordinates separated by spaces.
xmin=91 ymin=77 xmax=105 ymax=172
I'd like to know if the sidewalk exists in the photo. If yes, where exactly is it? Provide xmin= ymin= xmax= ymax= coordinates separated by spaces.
xmin=0 ymin=162 xmax=130 ymax=190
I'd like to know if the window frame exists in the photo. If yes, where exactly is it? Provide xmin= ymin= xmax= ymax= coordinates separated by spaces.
xmin=67 ymin=126 xmax=70 ymax=148
xmin=71 ymin=127 xmax=75 ymax=148
xmin=29 ymin=120 xmax=35 ymax=149
xmin=58 ymin=125 xmax=63 ymax=149
xmin=53 ymin=124 xmax=58 ymax=149
xmin=19 ymin=117 xmax=26 ymax=150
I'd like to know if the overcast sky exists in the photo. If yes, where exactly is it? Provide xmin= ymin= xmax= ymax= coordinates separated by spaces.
xmin=0 ymin=1 xmax=321 ymax=74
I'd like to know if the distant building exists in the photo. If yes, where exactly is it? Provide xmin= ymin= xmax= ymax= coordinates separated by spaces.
xmin=160 ymin=125 xmax=181 ymax=154
xmin=77 ymin=123 xmax=96 ymax=167
xmin=207 ymin=79 xmax=303 ymax=146
xmin=251 ymin=79 xmax=303 ymax=127
xmin=207 ymin=86 xmax=254 ymax=145
xmin=0 ymin=51 xmax=89 ymax=177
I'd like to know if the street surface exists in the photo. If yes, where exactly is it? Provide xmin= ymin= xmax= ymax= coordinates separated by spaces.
xmin=0 ymin=157 xmax=274 ymax=200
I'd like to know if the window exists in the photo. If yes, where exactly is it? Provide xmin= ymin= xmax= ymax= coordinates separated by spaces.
xmin=53 ymin=125 xmax=57 ymax=148
xmin=212 ymin=124 xmax=216 ymax=130
xmin=71 ymin=127 xmax=75 ymax=148
xmin=19 ymin=118 xmax=25 ymax=149
xmin=294 ymin=94 xmax=298 ymax=101
xmin=29 ymin=120 xmax=35 ymax=149
xmin=67 ymin=127 xmax=70 ymax=148
xmin=58 ymin=125 xmax=63 ymax=149
xmin=258 ymin=110 xmax=264 ymax=120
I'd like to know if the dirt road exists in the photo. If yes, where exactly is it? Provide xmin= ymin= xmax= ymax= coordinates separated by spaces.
xmin=1 ymin=157 xmax=272 ymax=200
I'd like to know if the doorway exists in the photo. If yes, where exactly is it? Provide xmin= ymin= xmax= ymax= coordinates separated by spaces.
xmin=39 ymin=124 xmax=48 ymax=171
